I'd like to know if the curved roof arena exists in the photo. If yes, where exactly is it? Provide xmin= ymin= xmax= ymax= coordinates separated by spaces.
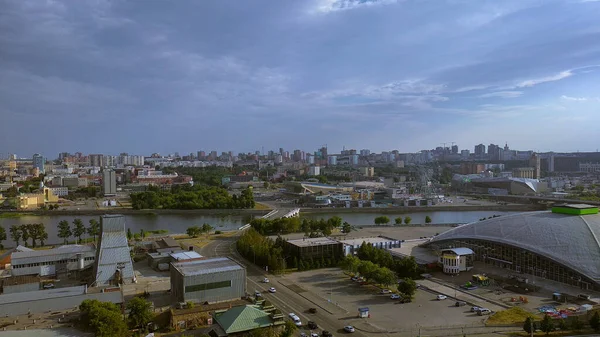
xmin=428 ymin=211 xmax=600 ymax=283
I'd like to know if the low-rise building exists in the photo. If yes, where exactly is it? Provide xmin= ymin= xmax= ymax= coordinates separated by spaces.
xmin=339 ymin=236 xmax=402 ymax=256
xmin=62 ymin=177 xmax=89 ymax=188
xmin=47 ymin=186 xmax=68 ymax=197
xmin=170 ymin=257 xmax=246 ymax=304
xmin=11 ymin=244 xmax=96 ymax=277
xmin=283 ymin=237 xmax=344 ymax=261
xmin=214 ymin=304 xmax=285 ymax=336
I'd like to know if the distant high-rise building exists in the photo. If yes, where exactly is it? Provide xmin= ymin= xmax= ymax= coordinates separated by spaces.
xmin=529 ymin=153 xmax=541 ymax=179
xmin=319 ymin=146 xmax=328 ymax=159
xmin=461 ymin=150 xmax=470 ymax=159
xmin=327 ymin=155 xmax=337 ymax=166
xmin=360 ymin=149 xmax=370 ymax=157
xmin=197 ymin=151 xmax=206 ymax=160
xmin=103 ymin=170 xmax=117 ymax=196
xmin=474 ymin=144 xmax=485 ymax=157
xmin=451 ymin=145 xmax=458 ymax=154
xmin=488 ymin=144 xmax=500 ymax=160
xmin=293 ymin=149 xmax=302 ymax=162
xmin=32 ymin=153 xmax=44 ymax=173
xmin=89 ymin=154 xmax=104 ymax=167
xmin=209 ymin=151 xmax=217 ymax=160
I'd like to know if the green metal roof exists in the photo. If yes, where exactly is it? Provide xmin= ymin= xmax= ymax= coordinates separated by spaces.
xmin=214 ymin=305 xmax=274 ymax=334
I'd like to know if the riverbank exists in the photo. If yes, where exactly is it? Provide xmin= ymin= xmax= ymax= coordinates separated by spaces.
xmin=301 ymin=203 xmax=545 ymax=214
xmin=0 ymin=203 xmax=545 ymax=217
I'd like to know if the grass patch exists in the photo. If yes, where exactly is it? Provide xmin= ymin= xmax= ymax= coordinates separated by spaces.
xmin=487 ymin=306 xmax=538 ymax=325
xmin=254 ymin=202 xmax=272 ymax=210
xmin=0 ymin=213 xmax=27 ymax=218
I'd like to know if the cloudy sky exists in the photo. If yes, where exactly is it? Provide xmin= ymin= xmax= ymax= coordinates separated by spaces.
xmin=1 ymin=0 xmax=600 ymax=158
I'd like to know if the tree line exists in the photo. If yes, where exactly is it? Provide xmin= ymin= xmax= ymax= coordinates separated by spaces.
xmin=373 ymin=216 xmax=432 ymax=225
xmin=79 ymin=297 xmax=154 ymax=337
xmin=0 ymin=218 xmax=100 ymax=249
xmin=354 ymin=241 xmax=422 ymax=279
xmin=524 ymin=311 xmax=600 ymax=335
xmin=186 ymin=223 xmax=214 ymax=237
xmin=250 ymin=216 xmax=343 ymax=236
xmin=130 ymin=185 xmax=254 ymax=210
xmin=57 ymin=218 xmax=101 ymax=244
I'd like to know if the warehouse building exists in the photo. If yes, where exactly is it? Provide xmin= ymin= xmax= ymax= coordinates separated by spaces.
xmin=11 ymin=245 xmax=96 ymax=277
xmin=170 ymin=257 xmax=246 ymax=304
xmin=147 ymin=250 xmax=203 ymax=271
xmin=283 ymin=237 xmax=344 ymax=260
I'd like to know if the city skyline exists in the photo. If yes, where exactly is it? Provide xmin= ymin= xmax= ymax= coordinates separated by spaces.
xmin=1 ymin=0 xmax=600 ymax=155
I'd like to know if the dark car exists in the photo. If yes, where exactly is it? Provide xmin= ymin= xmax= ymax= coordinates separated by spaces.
xmin=308 ymin=321 xmax=318 ymax=330
xmin=455 ymin=301 xmax=467 ymax=307
xmin=308 ymin=307 xmax=318 ymax=314
xmin=322 ymin=331 xmax=333 ymax=337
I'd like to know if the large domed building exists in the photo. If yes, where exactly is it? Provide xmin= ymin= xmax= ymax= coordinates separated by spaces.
xmin=426 ymin=204 xmax=600 ymax=291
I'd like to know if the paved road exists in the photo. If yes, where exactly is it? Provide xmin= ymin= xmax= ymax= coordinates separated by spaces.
xmin=201 ymin=232 xmax=367 ymax=337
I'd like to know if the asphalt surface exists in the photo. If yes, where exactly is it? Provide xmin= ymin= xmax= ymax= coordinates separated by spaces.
xmin=200 ymin=233 xmax=367 ymax=337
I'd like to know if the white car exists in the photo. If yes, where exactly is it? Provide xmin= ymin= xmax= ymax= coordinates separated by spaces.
xmin=380 ymin=289 xmax=392 ymax=294
xmin=288 ymin=313 xmax=302 ymax=326
xmin=390 ymin=294 xmax=401 ymax=300
xmin=268 ymin=287 xmax=276 ymax=293
xmin=263 ymin=278 xmax=270 ymax=283
xmin=436 ymin=294 xmax=448 ymax=300
xmin=255 ymin=291 xmax=262 ymax=298
xmin=310 ymin=333 xmax=319 ymax=337
xmin=344 ymin=325 xmax=356 ymax=333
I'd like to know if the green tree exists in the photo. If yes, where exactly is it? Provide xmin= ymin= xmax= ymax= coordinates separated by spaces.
xmin=73 ymin=218 xmax=86 ymax=243
xmin=201 ymin=223 xmax=214 ymax=234
xmin=0 ymin=225 xmax=6 ymax=249
xmin=394 ymin=217 xmax=403 ymax=225
xmin=425 ymin=216 xmax=432 ymax=224
xmin=404 ymin=216 xmax=412 ymax=225
xmin=79 ymin=299 xmax=129 ymax=337
xmin=397 ymin=278 xmax=417 ymax=298
xmin=341 ymin=221 xmax=354 ymax=233
xmin=357 ymin=260 xmax=378 ymax=282
xmin=571 ymin=316 xmax=584 ymax=330
xmin=373 ymin=267 xmax=397 ymax=287
xmin=57 ymin=220 xmax=72 ymax=244
xmin=557 ymin=318 xmax=568 ymax=331
xmin=20 ymin=224 xmax=31 ymax=247
xmin=186 ymin=226 xmax=201 ymax=237
xmin=374 ymin=216 xmax=390 ymax=225
xmin=9 ymin=225 xmax=21 ymax=246
xmin=38 ymin=224 xmax=48 ymax=246
xmin=340 ymin=255 xmax=361 ymax=274
xmin=540 ymin=314 xmax=554 ymax=335
xmin=590 ymin=311 xmax=600 ymax=332
xmin=127 ymin=228 xmax=133 ymax=241
xmin=87 ymin=219 xmax=100 ymax=242
xmin=126 ymin=297 xmax=153 ymax=330
xmin=523 ymin=317 xmax=535 ymax=334
xmin=27 ymin=223 xmax=47 ymax=248
xmin=280 ymin=320 xmax=298 ymax=337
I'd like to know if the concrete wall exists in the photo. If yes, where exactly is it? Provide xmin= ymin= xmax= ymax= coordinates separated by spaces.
xmin=171 ymin=268 xmax=246 ymax=304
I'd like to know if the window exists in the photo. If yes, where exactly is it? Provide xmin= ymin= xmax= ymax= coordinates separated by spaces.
xmin=185 ymin=280 xmax=231 ymax=293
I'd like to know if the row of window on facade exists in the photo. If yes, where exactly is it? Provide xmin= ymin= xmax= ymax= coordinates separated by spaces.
xmin=12 ymin=256 xmax=95 ymax=269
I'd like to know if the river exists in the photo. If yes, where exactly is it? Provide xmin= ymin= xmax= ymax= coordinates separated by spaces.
xmin=0 ymin=210 xmax=516 ymax=247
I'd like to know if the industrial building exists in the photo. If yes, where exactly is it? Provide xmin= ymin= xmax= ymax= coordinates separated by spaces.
xmin=339 ymin=236 xmax=402 ymax=256
xmin=283 ymin=237 xmax=344 ymax=260
xmin=11 ymin=244 xmax=96 ymax=277
xmin=451 ymin=174 xmax=548 ymax=195
xmin=170 ymin=257 xmax=246 ymax=304
xmin=147 ymin=250 xmax=202 ymax=271
xmin=426 ymin=204 xmax=600 ymax=291
xmin=93 ymin=215 xmax=135 ymax=286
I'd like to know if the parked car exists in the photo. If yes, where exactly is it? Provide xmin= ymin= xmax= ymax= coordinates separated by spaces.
xmin=344 ymin=325 xmax=356 ymax=333
xmin=436 ymin=295 xmax=447 ymax=300
xmin=380 ymin=289 xmax=392 ymax=294
xmin=311 ymin=333 xmax=319 ymax=337
xmin=268 ymin=287 xmax=276 ymax=293
xmin=289 ymin=313 xmax=302 ymax=326
xmin=351 ymin=276 xmax=359 ymax=281
xmin=43 ymin=283 xmax=55 ymax=289
xmin=478 ymin=308 xmax=492 ymax=316
xmin=308 ymin=307 xmax=318 ymax=314
xmin=255 ymin=291 xmax=262 ymax=298
xmin=322 ymin=330 xmax=333 ymax=337
xmin=455 ymin=301 xmax=467 ymax=307
xmin=471 ymin=306 xmax=481 ymax=312
xmin=263 ymin=278 xmax=270 ymax=283
xmin=307 ymin=321 xmax=318 ymax=329
xmin=390 ymin=294 xmax=401 ymax=300
xmin=300 ymin=333 xmax=307 ymax=337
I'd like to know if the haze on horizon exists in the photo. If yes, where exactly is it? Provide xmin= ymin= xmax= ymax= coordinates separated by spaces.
xmin=1 ymin=0 xmax=599 ymax=157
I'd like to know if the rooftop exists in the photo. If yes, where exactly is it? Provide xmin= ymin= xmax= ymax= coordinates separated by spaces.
xmin=11 ymin=244 xmax=95 ymax=260
xmin=214 ymin=305 xmax=277 ymax=334
xmin=170 ymin=251 xmax=203 ymax=261
xmin=172 ymin=257 xmax=243 ymax=276
xmin=286 ymin=237 xmax=340 ymax=247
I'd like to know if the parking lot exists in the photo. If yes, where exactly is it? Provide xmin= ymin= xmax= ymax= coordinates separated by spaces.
xmin=284 ymin=268 xmax=488 ymax=333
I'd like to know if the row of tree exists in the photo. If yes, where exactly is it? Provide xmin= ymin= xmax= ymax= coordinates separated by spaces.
xmin=79 ymin=297 xmax=154 ymax=337
xmin=250 ymin=216 xmax=343 ymax=236
xmin=355 ymin=241 xmax=421 ymax=279
xmin=57 ymin=219 xmax=101 ymax=244
xmin=237 ymin=228 xmax=286 ymax=272
xmin=373 ymin=216 xmax=432 ymax=225
xmin=524 ymin=312 xmax=600 ymax=335
xmin=340 ymin=255 xmax=397 ymax=286
xmin=130 ymin=185 xmax=254 ymax=210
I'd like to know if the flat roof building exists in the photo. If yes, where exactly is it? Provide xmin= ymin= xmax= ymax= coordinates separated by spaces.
xmin=11 ymin=244 xmax=96 ymax=277
xmin=170 ymin=257 xmax=246 ymax=304
xmin=339 ymin=236 xmax=402 ymax=256
xmin=284 ymin=237 xmax=344 ymax=261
